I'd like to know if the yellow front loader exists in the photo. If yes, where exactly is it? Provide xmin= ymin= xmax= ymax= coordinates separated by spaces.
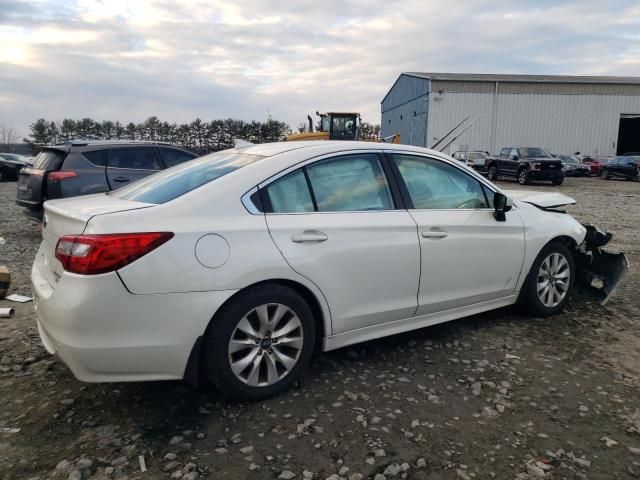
xmin=286 ymin=112 xmax=400 ymax=143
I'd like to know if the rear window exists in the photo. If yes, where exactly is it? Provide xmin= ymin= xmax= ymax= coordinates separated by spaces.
xmin=109 ymin=150 xmax=265 ymax=204
xmin=33 ymin=150 xmax=66 ymax=170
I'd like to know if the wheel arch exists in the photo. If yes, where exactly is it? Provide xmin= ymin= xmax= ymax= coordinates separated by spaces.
xmin=516 ymin=235 xmax=578 ymax=307
xmin=183 ymin=278 xmax=329 ymax=387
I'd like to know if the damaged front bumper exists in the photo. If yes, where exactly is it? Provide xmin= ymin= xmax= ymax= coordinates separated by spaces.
xmin=573 ymin=224 xmax=629 ymax=305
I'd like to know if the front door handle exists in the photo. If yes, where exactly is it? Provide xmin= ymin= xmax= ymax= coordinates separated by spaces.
xmin=421 ymin=230 xmax=448 ymax=239
xmin=292 ymin=230 xmax=328 ymax=243
xmin=112 ymin=176 xmax=130 ymax=183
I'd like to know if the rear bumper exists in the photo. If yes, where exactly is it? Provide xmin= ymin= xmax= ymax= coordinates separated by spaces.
xmin=32 ymin=244 xmax=236 ymax=382
xmin=16 ymin=198 xmax=43 ymax=210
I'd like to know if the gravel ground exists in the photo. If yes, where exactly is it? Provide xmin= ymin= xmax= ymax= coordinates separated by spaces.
xmin=1 ymin=176 xmax=639 ymax=480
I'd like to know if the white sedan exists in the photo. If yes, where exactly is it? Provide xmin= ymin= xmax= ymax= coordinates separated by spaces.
xmin=32 ymin=141 xmax=625 ymax=400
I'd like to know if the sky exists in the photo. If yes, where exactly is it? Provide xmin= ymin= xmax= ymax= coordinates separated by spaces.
xmin=1 ymin=0 xmax=639 ymax=137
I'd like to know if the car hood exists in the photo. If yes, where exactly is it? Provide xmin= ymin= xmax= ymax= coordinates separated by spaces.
xmin=504 ymin=189 xmax=576 ymax=208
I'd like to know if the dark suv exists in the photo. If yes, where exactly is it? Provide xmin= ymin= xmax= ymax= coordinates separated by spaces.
xmin=600 ymin=156 xmax=640 ymax=181
xmin=16 ymin=141 xmax=197 ymax=219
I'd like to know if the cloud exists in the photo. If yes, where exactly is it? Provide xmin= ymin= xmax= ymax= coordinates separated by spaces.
xmin=0 ymin=0 xmax=639 ymax=137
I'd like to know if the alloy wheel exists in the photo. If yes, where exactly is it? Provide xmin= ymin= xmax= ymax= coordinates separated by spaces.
xmin=228 ymin=303 xmax=304 ymax=387
xmin=518 ymin=170 xmax=528 ymax=185
xmin=536 ymin=252 xmax=570 ymax=308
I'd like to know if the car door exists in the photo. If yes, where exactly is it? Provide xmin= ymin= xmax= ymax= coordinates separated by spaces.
xmin=388 ymin=153 xmax=526 ymax=315
xmin=504 ymin=148 xmax=520 ymax=176
xmin=496 ymin=148 xmax=511 ymax=173
xmin=262 ymin=152 xmax=420 ymax=334
xmin=619 ymin=157 xmax=638 ymax=178
xmin=106 ymin=147 xmax=162 ymax=189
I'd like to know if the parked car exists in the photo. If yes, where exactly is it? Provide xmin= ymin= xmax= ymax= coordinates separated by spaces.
xmin=451 ymin=150 xmax=490 ymax=174
xmin=0 ymin=153 xmax=32 ymax=181
xmin=486 ymin=147 xmax=565 ymax=185
xmin=557 ymin=155 xmax=590 ymax=177
xmin=32 ymin=141 xmax=626 ymax=400
xmin=16 ymin=141 xmax=197 ymax=219
xmin=600 ymin=156 xmax=640 ymax=181
xmin=581 ymin=156 xmax=610 ymax=176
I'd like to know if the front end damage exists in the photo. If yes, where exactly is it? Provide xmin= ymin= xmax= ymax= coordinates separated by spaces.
xmin=573 ymin=224 xmax=629 ymax=305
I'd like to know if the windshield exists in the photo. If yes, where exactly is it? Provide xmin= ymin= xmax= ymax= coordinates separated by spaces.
xmin=109 ymin=150 xmax=265 ymax=204
xmin=519 ymin=148 xmax=552 ymax=158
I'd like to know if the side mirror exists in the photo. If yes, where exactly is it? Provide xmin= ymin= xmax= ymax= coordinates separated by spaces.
xmin=493 ymin=192 xmax=513 ymax=222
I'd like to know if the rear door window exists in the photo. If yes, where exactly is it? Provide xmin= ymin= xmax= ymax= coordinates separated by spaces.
xmin=158 ymin=148 xmax=196 ymax=168
xmin=32 ymin=150 xmax=66 ymax=170
xmin=306 ymin=154 xmax=393 ymax=211
xmin=266 ymin=170 xmax=314 ymax=213
xmin=108 ymin=147 xmax=161 ymax=170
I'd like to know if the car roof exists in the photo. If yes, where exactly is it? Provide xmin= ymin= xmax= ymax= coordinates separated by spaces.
xmin=235 ymin=140 xmax=450 ymax=158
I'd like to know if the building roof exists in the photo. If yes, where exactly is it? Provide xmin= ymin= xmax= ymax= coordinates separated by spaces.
xmin=403 ymin=72 xmax=640 ymax=85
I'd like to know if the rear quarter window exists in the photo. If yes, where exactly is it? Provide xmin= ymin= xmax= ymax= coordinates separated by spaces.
xmin=108 ymin=147 xmax=161 ymax=170
xmin=81 ymin=149 xmax=108 ymax=167
xmin=159 ymin=148 xmax=197 ymax=168
xmin=33 ymin=150 xmax=66 ymax=170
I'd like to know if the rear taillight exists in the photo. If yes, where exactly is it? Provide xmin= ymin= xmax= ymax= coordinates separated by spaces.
xmin=55 ymin=232 xmax=173 ymax=275
xmin=48 ymin=171 xmax=77 ymax=182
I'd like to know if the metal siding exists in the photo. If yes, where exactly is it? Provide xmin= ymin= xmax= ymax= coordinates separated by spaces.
xmin=381 ymin=74 xmax=429 ymax=146
xmin=426 ymin=91 xmax=640 ymax=156
xmin=498 ymin=82 xmax=640 ymax=95
xmin=431 ymin=80 xmax=495 ymax=94
xmin=426 ymin=92 xmax=495 ymax=152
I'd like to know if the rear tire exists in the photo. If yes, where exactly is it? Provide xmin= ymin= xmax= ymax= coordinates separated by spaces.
xmin=601 ymin=168 xmax=610 ymax=180
xmin=203 ymin=284 xmax=316 ymax=401
xmin=0 ymin=169 xmax=5 ymax=182
xmin=517 ymin=168 xmax=529 ymax=185
xmin=520 ymin=242 xmax=575 ymax=317
xmin=487 ymin=165 xmax=498 ymax=181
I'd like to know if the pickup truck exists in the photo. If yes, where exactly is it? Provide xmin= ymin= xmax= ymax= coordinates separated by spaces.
xmin=486 ymin=147 xmax=565 ymax=185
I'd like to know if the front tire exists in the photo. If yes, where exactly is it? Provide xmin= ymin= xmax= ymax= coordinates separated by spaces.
xmin=601 ymin=168 xmax=610 ymax=180
xmin=552 ymin=177 xmax=564 ymax=186
xmin=487 ymin=165 xmax=498 ymax=181
xmin=520 ymin=242 xmax=575 ymax=317
xmin=517 ymin=168 xmax=529 ymax=185
xmin=203 ymin=284 xmax=316 ymax=401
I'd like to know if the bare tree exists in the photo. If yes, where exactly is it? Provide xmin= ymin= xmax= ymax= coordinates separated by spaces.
xmin=0 ymin=124 xmax=19 ymax=150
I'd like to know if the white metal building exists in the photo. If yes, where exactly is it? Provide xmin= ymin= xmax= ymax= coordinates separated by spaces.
xmin=381 ymin=72 xmax=640 ymax=156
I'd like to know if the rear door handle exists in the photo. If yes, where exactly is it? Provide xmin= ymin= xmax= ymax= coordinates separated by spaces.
xmin=292 ymin=230 xmax=328 ymax=243
xmin=113 ymin=176 xmax=130 ymax=183
xmin=421 ymin=230 xmax=448 ymax=239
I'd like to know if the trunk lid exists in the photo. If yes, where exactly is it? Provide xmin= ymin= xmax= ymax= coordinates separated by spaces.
xmin=17 ymin=148 xmax=67 ymax=207
xmin=504 ymin=189 xmax=576 ymax=208
xmin=40 ymin=194 xmax=154 ymax=288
